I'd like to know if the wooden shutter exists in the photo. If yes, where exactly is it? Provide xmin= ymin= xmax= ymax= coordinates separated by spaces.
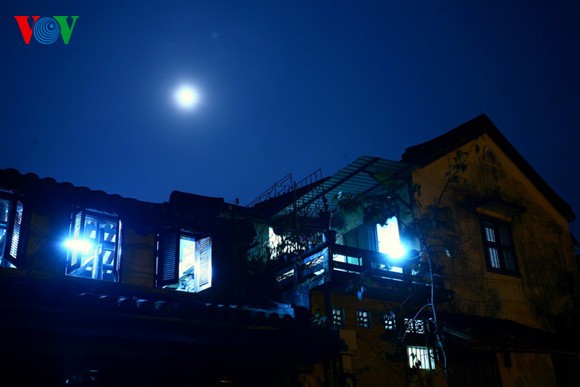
xmin=7 ymin=200 xmax=23 ymax=262
xmin=112 ymin=220 xmax=122 ymax=281
xmin=195 ymin=236 xmax=212 ymax=291
xmin=156 ymin=230 xmax=179 ymax=287
xmin=66 ymin=210 xmax=84 ymax=273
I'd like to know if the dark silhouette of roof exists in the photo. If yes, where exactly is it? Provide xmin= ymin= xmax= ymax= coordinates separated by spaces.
xmin=401 ymin=114 xmax=575 ymax=222
xmin=0 ymin=270 xmax=342 ymax=365
xmin=440 ymin=311 xmax=579 ymax=353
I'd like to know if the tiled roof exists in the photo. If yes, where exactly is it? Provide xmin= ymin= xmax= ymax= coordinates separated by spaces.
xmin=439 ymin=311 xmax=578 ymax=352
xmin=0 ymin=270 xmax=342 ymax=364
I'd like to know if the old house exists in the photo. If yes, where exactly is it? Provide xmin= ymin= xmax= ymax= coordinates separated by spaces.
xmin=0 ymin=169 xmax=341 ymax=386
xmin=248 ymin=114 xmax=580 ymax=386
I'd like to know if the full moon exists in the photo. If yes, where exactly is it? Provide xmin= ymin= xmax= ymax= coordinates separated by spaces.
xmin=174 ymin=85 xmax=200 ymax=109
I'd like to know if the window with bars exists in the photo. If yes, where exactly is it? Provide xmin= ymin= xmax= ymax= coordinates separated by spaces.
xmin=480 ymin=217 xmax=518 ymax=274
xmin=356 ymin=310 xmax=371 ymax=328
xmin=404 ymin=318 xmax=427 ymax=334
xmin=407 ymin=346 xmax=436 ymax=370
xmin=383 ymin=314 xmax=396 ymax=331
xmin=0 ymin=196 xmax=24 ymax=269
xmin=156 ymin=230 xmax=212 ymax=293
xmin=332 ymin=308 xmax=344 ymax=327
xmin=65 ymin=209 xmax=122 ymax=282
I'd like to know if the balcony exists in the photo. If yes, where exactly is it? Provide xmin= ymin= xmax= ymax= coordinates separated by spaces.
xmin=270 ymin=242 xmax=454 ymax=303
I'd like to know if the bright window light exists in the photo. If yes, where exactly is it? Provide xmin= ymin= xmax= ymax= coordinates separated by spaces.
xmin=64 ymin=238 xmax=93 ymax=254
xmin=179 ymin=236 xmax=196 ymax=278
xmin=268 ymin=227 xmax=282 ymax=255
xmin=377 ymin=216 xmax=406 ymax=259
xmin=407 ymin=346 xmax=436 ymax=369
xmin=268 ymin=227 xmax=296 ymax=258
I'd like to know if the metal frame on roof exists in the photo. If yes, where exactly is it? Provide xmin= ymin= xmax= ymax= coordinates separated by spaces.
xmin=277 ymin=156 xmax=411 ymax=218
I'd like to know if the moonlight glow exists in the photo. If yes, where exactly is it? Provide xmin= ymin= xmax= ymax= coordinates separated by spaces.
xmin=174 ymin=85 xmax=200 ymax=109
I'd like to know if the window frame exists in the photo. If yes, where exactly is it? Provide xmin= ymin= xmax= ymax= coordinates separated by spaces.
xmin=0 ymin=193 xmax=24 ymax=269
xmin=480 ymin=216 xmax=518 ymax=275
xmin=332 ymin=307 xmax=345 ymax=327
xmin=356 ymin=310 xmax=371 ymax=329
xmin=404 ymin=318 xmax=428 ymax=334
xmin=340 ymin=216 xmax=405 ymax=273
xmin=407 ymin=345 xmax=436 ymax=370
xmin=156 ymin=229 xmax=212 ymax=293
xmin=65 ymin=208 xmax=123 ymax=282
xmin=383 ymin=313 xmax=396 ymax=331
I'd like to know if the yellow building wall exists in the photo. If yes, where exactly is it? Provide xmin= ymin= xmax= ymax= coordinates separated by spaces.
xmin=411 ymin=134 xmax=577 ymax=331
xmin=120 ymin=229 xmax=155 ymax=287
xmin=497 ymin=352 xmax=557 ymax=387
xmin=24 ymin=211 xmax=68 ymax=275
xmin=311 ymin=290 xmax=448 ymax=387
xmin=21 ymin=210 xmax=157 ymax=288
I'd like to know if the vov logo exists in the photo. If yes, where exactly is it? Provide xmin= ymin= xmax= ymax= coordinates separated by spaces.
xmin=14 ymin=16 xmax=79 ymax=45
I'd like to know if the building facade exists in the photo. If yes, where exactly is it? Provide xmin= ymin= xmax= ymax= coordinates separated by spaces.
xmin=248 ymin=115 xmax=580 ymax=386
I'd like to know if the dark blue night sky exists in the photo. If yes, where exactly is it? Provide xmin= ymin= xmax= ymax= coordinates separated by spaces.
xmin=1 ymin=1 xmax=579 ymax=236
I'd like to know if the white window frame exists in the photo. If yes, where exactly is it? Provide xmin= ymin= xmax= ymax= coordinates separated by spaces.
xmin=65 ymin=208 xmax=122 ymax=282
xmin=0 ymin=194 xmax=24 ymax=269
xmin=407 ymin=346 xmax=436 ymax=370
xmin=156 ymin=230 xmax=212 ymax=293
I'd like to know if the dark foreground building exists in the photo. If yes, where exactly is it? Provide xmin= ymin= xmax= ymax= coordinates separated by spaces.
xmin=0 ymin=169 xmax=341 ymax=386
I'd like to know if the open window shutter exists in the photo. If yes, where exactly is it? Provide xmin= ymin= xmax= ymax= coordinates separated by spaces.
xmin=195 ymin=236 xmax=212 ymax=291
xmin=6 ymin=200 xmax=23 ymax=266
xmin=499 ymin=224 xmax=517 ymax=272
xmin=156 ymin=231 xmax=179 ymax=287
xmin=370 ymin=223 xmax=380 ymax=252
xmin=114 ymin=220 xmax=122 ymax=281
xmin=67 ymin=210 xmax=84 ymax=273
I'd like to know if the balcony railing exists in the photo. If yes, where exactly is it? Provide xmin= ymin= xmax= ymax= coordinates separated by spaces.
xmin=271 ymin=242 xmax=447 ymax=295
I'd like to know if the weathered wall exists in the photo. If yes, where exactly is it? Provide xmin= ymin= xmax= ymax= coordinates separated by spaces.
xmin=25 ymin=210 xmax=70 ymax=275
xmin=21 ymin=201 xmax=159 ymax=287
xmin=411 ymin=134 xmax=578 ymax=331
xmin=497 ymin=352 xmax=557 ymax=387
xmin=120 ymin=229 xmax=155 ymax=287
xmin=311 ymin=290 xmax=448 ymax=387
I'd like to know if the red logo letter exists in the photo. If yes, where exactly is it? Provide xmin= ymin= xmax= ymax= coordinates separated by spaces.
xmin=14 ymin=16 xmax=40 ymax=44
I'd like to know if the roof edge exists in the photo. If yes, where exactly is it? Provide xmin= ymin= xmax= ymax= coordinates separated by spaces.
xmin=401 ymin=114 xmax=575 ymax=222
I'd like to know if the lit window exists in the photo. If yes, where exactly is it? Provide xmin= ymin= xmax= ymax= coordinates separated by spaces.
xmin=377 ymin=216 xmax=405 ymax=259
xmin=156 ymin=230 xmax=212 ymax=293
xmin=332 ymin=253 xmax=362 ymax=266
xmin=383 ymin=314 xmax=396 ymax=331
xmin=356 ymin=310 xmax=371 ymax=328
xmin=480 ymin=217 xmax=518 ymax=274
xmin=332 ymin=308 xmax=345 ymax=327
xmin=404 ymin=318 xmax=429 ymax=334
xmin=268 ymin=226 xmax=283 ymax=258
xmin=65 ymin=209 xmax=122 ymax=282
xmin=340 ymin=216 xmax=405 ymax=273
xmin=0 ymin=196 xmax=24 ymax=269
xmin=268 ymin=227 xmax=298 ymax=259
xmin=407 ymin=346 xmax=436 ymax=370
